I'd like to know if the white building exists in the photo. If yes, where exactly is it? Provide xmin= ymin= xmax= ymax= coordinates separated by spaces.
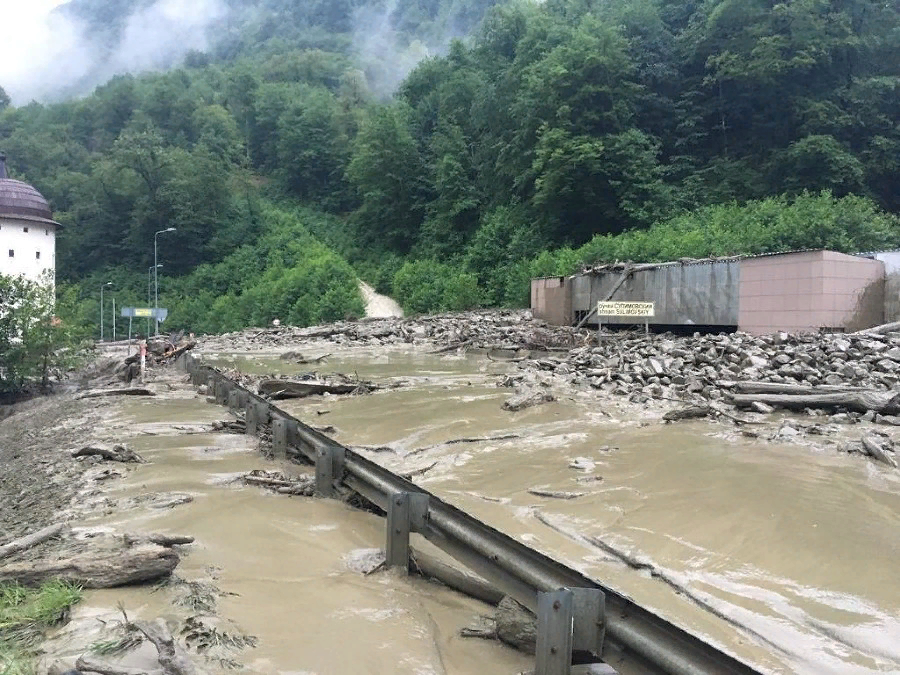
xmin=0 ymin=153 xmax=60 ymax=284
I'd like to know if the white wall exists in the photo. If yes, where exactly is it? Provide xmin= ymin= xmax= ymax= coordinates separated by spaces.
xmin=0 ymin=217 xmax=56 ymax=283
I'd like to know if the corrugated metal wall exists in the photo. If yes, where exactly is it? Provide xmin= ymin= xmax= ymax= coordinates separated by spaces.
xmin=573 ymin=261 xmax=740 ymax=326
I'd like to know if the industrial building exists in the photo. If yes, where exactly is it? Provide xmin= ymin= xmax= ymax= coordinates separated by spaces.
xmin=531 ymin=249 xmax=899 ymax=335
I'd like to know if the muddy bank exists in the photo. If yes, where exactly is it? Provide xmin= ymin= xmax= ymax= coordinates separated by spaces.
xmin=1 ymin=359 xmax=532 ymax=675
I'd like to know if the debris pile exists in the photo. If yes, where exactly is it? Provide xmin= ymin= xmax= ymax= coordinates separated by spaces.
xmin=202 ymin=310 xmax=582 ymax=352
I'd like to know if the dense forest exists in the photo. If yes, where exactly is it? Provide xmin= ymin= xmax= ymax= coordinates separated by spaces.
xmin=1 ymin=0 xmax=899 ymax=335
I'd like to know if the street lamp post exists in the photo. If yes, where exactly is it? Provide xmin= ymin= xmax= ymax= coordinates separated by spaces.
xmin=100 ymin=282 xmax=112 ymax=341
xmin=154 ymin=228 xmax=176 ymax=336
xmin=148 ymin=264 xmax=162 ymax=338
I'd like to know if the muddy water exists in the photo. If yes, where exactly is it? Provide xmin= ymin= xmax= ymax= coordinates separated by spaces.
xmin=207 ymin=347 xmax=900 ymax=675
xmin=61 ymin=389 xmax=531 ymax=675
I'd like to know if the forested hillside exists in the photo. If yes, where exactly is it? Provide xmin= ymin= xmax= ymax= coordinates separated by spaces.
xmin=1 ymin=0 xmax=898 ymax=333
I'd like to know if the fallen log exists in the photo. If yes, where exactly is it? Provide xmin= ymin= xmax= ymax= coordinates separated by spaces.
xmin=496 ymin=596 xmax=537 ymax=654
xmin=258 ymin=379 xmax=362 ymax=399
xmin=854 ymin=321 xmax=900 ymax=335
xmin=407 ymin=434 xmax=520 ymax=456
xmin=0 ymin=545 xmax=179 ymax=588
xmin=136 ymin=619 xmax=203 ymax=675
xmin=73 ymin=445 xmax=145 ymax=463
xmin=409 ymin=548 xmax=504 ymax=606
xmin=861 ymin=436 xmax=898 ymax=468
xmin=502 ymin=389 xmax=555 ymax=412
xmin=0 ymin=523 xmax=66 ymax=559
xmin=527 ymin=488 xmax=585 ymax=500
xmin=124 ymin=534 xmax=195 ymax=548
xmin=731 ymin=391 xmax=900 ymax=414
xmin=76 ymin=655 xmax=160 ymax=675
xmin=724 ymin=381 xmax=873 ymax=395
xmin=77 ymin=388 xmax=155 ymax=400
xmin=662 ymin=405 xmax=710 ymax=422
xmin=430 ymin=340 xmax=472 ymax=354
xmin=155 ymin=341 xmax=196 ymax=364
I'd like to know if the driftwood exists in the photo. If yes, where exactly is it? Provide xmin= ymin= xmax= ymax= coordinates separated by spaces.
xmin=73 ymin=445 xmax=145 ymax=463
xmin=502 ymin=389 xmax=555 ymax=412
xmin=407 ymin=434 xmax=520 ymax=456
xmin=861 ymin=436 xmax=898 ymax=468
xmin=77 ymin=388 xmax=155 ymax=400
xmin=0 ymin=523 xmax=66 ymax=559
xmin=409 ymin=548 xmax=504 ymax=606
xmin=430 ymin=340 xmax=472 ymax=354
xmin=723 ymin=381 xmax=872 ymax=395
xmin=527 ymin=488 xmax=585 ymax=500
xmin=854 ymin=321 xmax=900 ymax=335
xmin=496 ymin=596 xmax=537 ymax=654
xmin=157 ymin=341 xmax=196 ymax=364
xmin=76 ymin=655 xmax=160 ymax=675
xmin=124 ymin=534 xmax=195 ymax=548
xmin=136 ymin=619 xmax=202 ymax=675
xmin=258 ymin=379 xmax=364 ymax=400
xmin=0 ymin=545 xmax=179 ymax=588
xmin=731 ymin=391 xmax=900 ymax=414
xmin=662 ymin=405 xmax=710 ymax=422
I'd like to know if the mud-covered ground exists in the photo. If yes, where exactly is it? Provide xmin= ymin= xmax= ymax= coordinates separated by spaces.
xmin=201 ymin=310 xmax=900 ymax=469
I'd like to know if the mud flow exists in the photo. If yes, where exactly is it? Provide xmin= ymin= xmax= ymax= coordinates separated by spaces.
xmin=48 ymin=384 xmax=530 ymax=675
xmin=206 ymin=346 xmax=900 ymax=675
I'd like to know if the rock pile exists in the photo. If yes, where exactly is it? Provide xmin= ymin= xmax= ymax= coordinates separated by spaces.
xmin=518 ymin=330 xmax=900 ymax=405
xmin=202 ymin=310 xmax=583 ymax=352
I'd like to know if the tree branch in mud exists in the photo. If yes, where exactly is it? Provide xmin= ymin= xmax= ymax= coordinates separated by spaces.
xmin=0 ymin=523 xmax=66 ymax=559
xmin=861 ymin=436 xmax=899 ymax=468
xmin=0 ymin=545 xmax=179 ymax=588
xmin=73 ymin=445 xmax=146 ymax=463
xmin=136 ymin=619 xmax=203 ymax=675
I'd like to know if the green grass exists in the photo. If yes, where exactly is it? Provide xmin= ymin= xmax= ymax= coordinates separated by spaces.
xmin=0 ymin=581 xmax=83 ymax=675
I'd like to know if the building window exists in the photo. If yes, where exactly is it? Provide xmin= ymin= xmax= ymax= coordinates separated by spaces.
xmin=8 ymin=250 xmax=13 ymax=258
xmin=23 ymin=227 xmax=28 ymax=233
xmin=36 ymin=251 xmax=41 ymax=260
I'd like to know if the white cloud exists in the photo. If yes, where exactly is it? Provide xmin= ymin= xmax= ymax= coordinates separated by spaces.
xmin=0 ymin=0 xmax=228 ymax=105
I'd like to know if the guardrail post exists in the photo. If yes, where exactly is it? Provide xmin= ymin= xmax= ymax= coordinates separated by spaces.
xmin=386 ymin=492 xmax=429 ymax=573
xmin=245 ymin=401 xmax=258 ymax=436
xmin=227 ymin=390 xmax=241 ymax=413
xmin=215 ymin=379 xmax=229 ymax=405
xmin=315 ymin=445 xmax=345 ymax=497
xmin=536 ymin=589 xmax=575 ymax=675
xmin=572 ymin=588 xmax=605 ymax=657
xmin=272 ymin=418 xmax=288 ymax=459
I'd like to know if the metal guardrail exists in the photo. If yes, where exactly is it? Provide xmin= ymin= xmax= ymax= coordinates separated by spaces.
xmin=180 ymin=353 xmax=764 ymax=675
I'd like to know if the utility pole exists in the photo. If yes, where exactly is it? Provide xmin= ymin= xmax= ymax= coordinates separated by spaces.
xmin=148 ymin=264 xmax=162 ymax=338
xmin=100 ymin=282 xmax=112 ymax=341
xmin=154 ymin=228 xmax=176 ymax=336
xmin=112 ymin=297 xmax=116 ymax=342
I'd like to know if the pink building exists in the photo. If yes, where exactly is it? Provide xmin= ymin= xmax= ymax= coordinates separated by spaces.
xmin=738 ymin=251 xmax=883 ymax=335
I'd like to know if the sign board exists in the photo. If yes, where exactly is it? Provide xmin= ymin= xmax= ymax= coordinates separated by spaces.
xmin=597 ymin=301 xmax=655 ymax=318
xmin=121 ymin=307 xmax=168 ymax=322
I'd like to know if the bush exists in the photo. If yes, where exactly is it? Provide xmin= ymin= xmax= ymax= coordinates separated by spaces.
xmin=577 ymin=191 xmax=900 ymax=264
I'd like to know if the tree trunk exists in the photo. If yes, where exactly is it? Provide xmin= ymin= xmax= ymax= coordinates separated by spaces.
xmin=409 ymin=548 xmax=504 ymax=606
xmin=0 ymin=523 xmax=66 ymax=559
xmin=495 ymin=596 xmax=537 ymax=654
xmin=730 ymin=391 xmax=900 ymax=414
xmin=0 ymin=545 xmax=179 ymax=588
